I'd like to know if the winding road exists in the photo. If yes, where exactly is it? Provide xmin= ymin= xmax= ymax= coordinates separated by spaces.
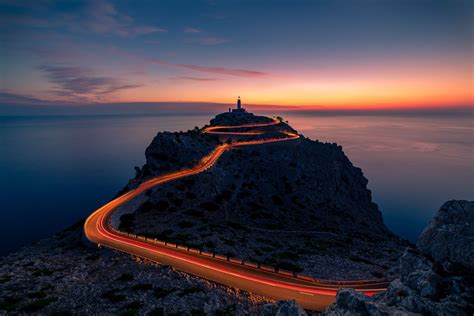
xmin=84 ymin=117 xmax=388 ymax=311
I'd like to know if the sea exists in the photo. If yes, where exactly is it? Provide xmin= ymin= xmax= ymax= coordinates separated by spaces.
xmin=1 ymin=111 xmax=472 ymax=255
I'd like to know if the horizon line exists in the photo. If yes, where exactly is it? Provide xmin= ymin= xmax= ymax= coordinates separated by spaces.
xmin=1 ymin=100 xmax=472 ymax=111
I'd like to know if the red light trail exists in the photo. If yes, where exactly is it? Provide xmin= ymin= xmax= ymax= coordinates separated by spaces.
xmin=84 ymin=117 xmax=388 ymax=310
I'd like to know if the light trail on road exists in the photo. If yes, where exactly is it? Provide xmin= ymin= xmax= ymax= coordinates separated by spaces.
xmin=84 ymin=116 xmax=388 ymax=311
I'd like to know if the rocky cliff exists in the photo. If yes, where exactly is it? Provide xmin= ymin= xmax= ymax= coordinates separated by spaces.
xmin=325 ymin=200 xmax=474 ymax=315
xmin=0 ymin=112 xmax=419 ymax=315
xmin=117 ymin=112 xmax=406 ymax=280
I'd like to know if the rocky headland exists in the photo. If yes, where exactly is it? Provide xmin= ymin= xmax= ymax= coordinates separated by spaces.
xmin=1 ymin=112 xmax=471 ymax=315
xmin=117 ymin=112 xmax=407 ymax=280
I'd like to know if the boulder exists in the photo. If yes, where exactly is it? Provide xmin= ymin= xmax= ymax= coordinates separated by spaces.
xmin=417 ymin=200 xmax=474 ymax=273
xmin=275 ymin=300 xmax=307 ymax=316
xmin=261 ymin=300 xmax=307 ymax=316
xmin=324 ymin=200 xmax=474 ymax=316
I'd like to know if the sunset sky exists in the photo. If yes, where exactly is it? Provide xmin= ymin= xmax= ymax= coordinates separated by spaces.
xmin=0 ymin=0 xmax=472 ymax=110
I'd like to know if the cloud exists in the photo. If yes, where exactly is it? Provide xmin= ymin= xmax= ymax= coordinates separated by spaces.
xmin=81 ymin=0 xmax=166 ymax=37
xmin=189 ymin=37 xmax=229 ymax=45
xmin=150 ymin=58 xmax=269 ymax=78
xmin=184 ymin=27 xmax=201 ymax=33
xmin=38 ymin=65 xmax=143 ymax=101
xmin=131 ymin=26 xmax=166 ymax=35
xmin=0 ymin=91 xmax=53 ymax=105
xmin=0 ymin=0 xmax=166 ymax=37
xmin=174 ymin=76 xmax=219 ymax=81
xmin=176 ymin=64 xmax=267 ymax=77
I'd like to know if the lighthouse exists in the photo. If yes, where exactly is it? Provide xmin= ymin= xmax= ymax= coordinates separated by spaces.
xmin=237 ymin=96 xmax=241 ymax=111
xmin=232 ymin=96 xmax=246 ymax=113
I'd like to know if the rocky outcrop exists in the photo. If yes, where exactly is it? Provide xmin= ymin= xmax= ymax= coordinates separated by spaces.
xmin=325 ymin=200 xmax=474 ymax=316
xmin=124 ymin=113 xmax=405 ymax=280
xmin=210 ymin=111 xmax=274 ymax=126
xmin=0 ymin=221 xmax=277 ymax=315
xmin=124 ymin=129 xmax=222 ymax=191
xmin=417 ymin=200 xmax=473 ymax=274
xmin=262 ymin=300 xmax=308 ymax=316
xmin=0 ymin=111 xmax=414 ymax=314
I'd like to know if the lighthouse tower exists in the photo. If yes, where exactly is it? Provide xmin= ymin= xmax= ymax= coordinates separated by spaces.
xmin=232 ymin=96 xmax=246 ymax=113
xmin=237 ymin=96 xmax=241 ymax=110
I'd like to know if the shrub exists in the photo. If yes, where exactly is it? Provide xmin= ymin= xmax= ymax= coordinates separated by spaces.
xmin=279 ymin=251 xmax=300 ymax=261
xmin=131 ymin=283 xmax=153 ymax=291
xmin=27 ymin=291 xmax=47 ymax=299
xmin=0 ymin=297 xmax=21 ymax=311
xmin=149 ymin=307 xmax=165 ymax=316
xmin=22 ymin=297 xmax=57 ymax=312
xmin=271 ymin=195 xmax=283 ymax=205
xmin=154 ymin=200 xmax=169 ymax=210
xmin=191 ymin=309 xmax=206 ymax=316
xmin=119 ymin=214 xmax=135 ymax=231
xmin=172 ymin=198 xmax=183 ymax=207
xmin=184 ymin=209 xmax=204 ymax=218
xmin=153 ymin=288 xmax=175 ymax=299
xmin=204 ymin=241 xmax=216 ymax=249
xmin=85 ymin=253 xmax=101 ymax=261
xmin=0 ymin=275 xmax=12 ymax=284
xmin=116 ymin=273 xmax=134 ymax=281
xmin=32 ymin=268 xmax=53 ymax=277
xmin=227 ymin=222 xmax=245 ymax=230
xmin=50 ymin=310 xmax=72 ymax=316
xmin=178 ymin=220 xmax=195 ymax=228
xmin=175 ymin=184 xmax=186 ymax=191
xmin=127 ymin=301 xmax=143 ymax=309
xmin=223 ymin=239 xmax=236 ymax=246
xmin=199 ymin=202 xmax=219 ymax=212
xmin=186 ymin=192 xmax=197 ymax=199
xmin=178 ymin=287 xmax=203 ymax=297
xmin=276 ymin=262 xmax=303 ymax=272
xmin=137 ymin=201 xmax=153 ymax=213
xmin=101 ymin=290 xmax=125 ymax=303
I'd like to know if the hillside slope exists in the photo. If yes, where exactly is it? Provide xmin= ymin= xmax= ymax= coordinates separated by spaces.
xmin=117 ymin=112 xmax=407 ymax=280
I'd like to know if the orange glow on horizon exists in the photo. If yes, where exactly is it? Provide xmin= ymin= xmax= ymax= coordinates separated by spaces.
xmin=27 ymin=51 xmax=472 ymax=110
xmin=108 ymin=62 xmax=473 ymax=110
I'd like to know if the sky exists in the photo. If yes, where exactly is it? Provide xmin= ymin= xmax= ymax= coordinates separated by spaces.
xmin=0 ymin=0 xmax=472 ymax=110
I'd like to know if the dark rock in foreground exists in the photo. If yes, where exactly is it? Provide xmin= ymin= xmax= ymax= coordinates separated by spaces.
xmin=0 ymin=222 xmax=276 ymax=315
xmin=325 ymin=200 xmax=474 ymax=316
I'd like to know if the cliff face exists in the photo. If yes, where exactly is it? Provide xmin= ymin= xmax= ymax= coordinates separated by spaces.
xmin=137 ymin=135 xmax=386 ymax=237
xmin=325 ymin=200 xmax=474 ymax=316
xmin=121 ymin=113 xmax=406 ymax=280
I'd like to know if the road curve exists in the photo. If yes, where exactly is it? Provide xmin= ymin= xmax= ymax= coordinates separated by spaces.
xmin=84 ymin=117 xmax=388 ymax=311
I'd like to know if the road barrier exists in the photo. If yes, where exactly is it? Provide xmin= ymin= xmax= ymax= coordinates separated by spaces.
xmin=95 ymin=119 xmax=389 ymax=292
xmin=109 ymin=222 xmax=389 ymax=285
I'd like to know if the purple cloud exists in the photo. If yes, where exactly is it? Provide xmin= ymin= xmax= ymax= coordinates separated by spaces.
xmin=0 ymin=91 xmax=53 ymax=105
xmin=189 ymin=36 xmax=229 ymax=45
xmin=174 ymin=76 xmax=220 ymax=81
xmin=81 ymin=0 xmax=166 ymax=37
xmin=176 ymin=64 xmax=267 ymax=77
xmin=150 ymin=58 xmax=268 ymax=78
xmin=0 ymin=0 xmax=165 ymax=37
xmin=39 ymin=65 xmax=143 ymax=101
xmin=184 ymin=27 xmax=201 ymax=33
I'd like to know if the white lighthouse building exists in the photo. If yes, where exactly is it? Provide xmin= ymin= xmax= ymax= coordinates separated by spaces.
xmin=230 ymin=96 xmax=246 ymax=113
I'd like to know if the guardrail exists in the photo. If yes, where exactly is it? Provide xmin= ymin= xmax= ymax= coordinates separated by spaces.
xmin=107 ymin=225 xmax=389 ymax=286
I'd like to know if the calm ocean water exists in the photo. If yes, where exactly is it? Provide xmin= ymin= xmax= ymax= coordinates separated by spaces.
xmin=1 ymin=113 xmax=472 ymax=255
